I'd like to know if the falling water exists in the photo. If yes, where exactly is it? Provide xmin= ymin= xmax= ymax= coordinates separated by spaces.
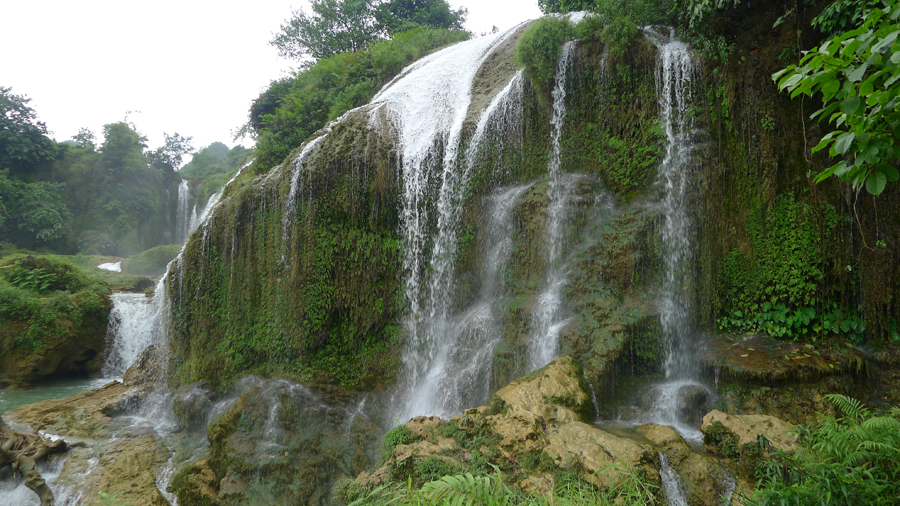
xmin=375 ymin=28 xmax=529 ymax=420
xmin=174 ymin=180 xmax=194 ymax=244
xmin=642 ymin=28 xmax=709 ymax=441
xmin=528 ymin=41 xmax=576 ymax=370
xmin=659 ymin=452 xmax=689 ymax=506
xmin=102 ymin=291 xmax=162 ymax=378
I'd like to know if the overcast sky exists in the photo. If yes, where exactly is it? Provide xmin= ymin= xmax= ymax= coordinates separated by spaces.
xmin=0 ymin=0 xmax=543 ymax=160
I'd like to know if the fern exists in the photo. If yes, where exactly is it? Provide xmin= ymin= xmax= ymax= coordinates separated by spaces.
xmin=421 ymin=466 xmax=511 ymax=506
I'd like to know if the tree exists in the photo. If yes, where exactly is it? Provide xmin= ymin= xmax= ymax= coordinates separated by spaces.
xmin=72 ymin=127 xmax=97 ymax=150
xmin=150 ymin=131 xmax=193 ymax=172
xmin=0 ymin=86 xmax=56 ymax=173
xmin=272 ymin=0 xmax=382 ymax=61
xmin=100 ymin=122 xmax=148 ymax=174
xmin=270 ymin=0 xmax=467 ymax=61
xmin=374 ymin=0 xmax=467 ymax=35
xmin=774 ymin=0 xmax=900 ymax=195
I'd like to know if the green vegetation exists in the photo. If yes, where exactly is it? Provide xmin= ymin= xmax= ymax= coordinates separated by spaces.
xmin=0 ymin=255 xmax=109 ymax=352
xmin=774 ymin=0 xmax=900 ymax=195
xmin=123 ymin=244 xmax=181 ymax=276
xmin=342 ymin=464 xmax=656 ymax=506
xmin=715 ymin=194 xmax=861 ymax=340
xmin=515 ymin=18 xmax=576 ymax=96
xmin=271 ymin=0 xmax=467 ymax=61
xmin=0 ymin=87 xmax=183 ymax=255
xmin=179 ymin=141 xmax=248 ymax=208
xmin=752 ymin=394 xmax=900 ymax=505
xmin=249 ymin=27 xmax=469 ymax=172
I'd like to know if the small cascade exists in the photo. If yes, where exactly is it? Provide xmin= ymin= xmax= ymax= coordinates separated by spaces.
xmin=658 ymin=452 xmax=689 ymax=506
xmin=528 ymin=41 xmax=576 ymax=370
xmin=102 ymin=290 xmax=163 ymax=378
xmin=643 ymin=28 xmax=708 ymax=441
xmin=97 ymin=261 xmax=121 ymax=272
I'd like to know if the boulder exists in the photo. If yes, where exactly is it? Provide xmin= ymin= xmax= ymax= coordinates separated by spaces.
xmin=639 ymin=424 xmax=734 ymax=506
xmin=701 ymin=410 xmax=799 ymax=452
xmin=543 ymin=421 xmax=653 ymax=488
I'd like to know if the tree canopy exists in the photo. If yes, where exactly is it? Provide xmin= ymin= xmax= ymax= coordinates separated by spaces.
xmin=270 ymin=0 xmax=467 ymax=61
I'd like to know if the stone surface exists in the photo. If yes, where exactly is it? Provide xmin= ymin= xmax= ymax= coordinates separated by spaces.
xmin=544 ymin=421 xmax=653 ymax=488
xmin=702 ymin=410 xmax=799 ymax=452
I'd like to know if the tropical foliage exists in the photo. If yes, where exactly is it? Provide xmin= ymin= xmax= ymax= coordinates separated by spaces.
xmin=753 ymin=394 xmax=900 ymax=505
xmin=774 ymin=0 xmax=900 ymax=195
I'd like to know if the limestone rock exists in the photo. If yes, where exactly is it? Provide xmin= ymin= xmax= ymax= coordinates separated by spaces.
xmin=638 ymin=424 xmax=735 ymax=506
xmin=519 ymin=473 xmax=554 ymax=497
xmin=543 ymin=421 xmax=653 ymax=488
xmin=702 ymin=410 xmax=799 ymax=452
xmin=495 ymin=356 xmax=593 ymax=424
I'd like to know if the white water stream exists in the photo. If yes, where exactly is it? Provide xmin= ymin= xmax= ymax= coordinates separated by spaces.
xmin=528 ymin=41 xmax=576 ymax=370
xmin=642 ymin=28 xmax=708 ymax=442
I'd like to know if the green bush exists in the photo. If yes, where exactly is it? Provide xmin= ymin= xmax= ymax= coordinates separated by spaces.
xmin=2 ymin=255 xmax=89 ymax=294
xmin=515 ymin=18 xmax=576 ymax=95
xmin=753 ymin=395 xmax=900 ymax=505
xmin=123 ymin=244 xmax=182 ymax=276
xmin=250 ymin=27 xmax=469 ymax=172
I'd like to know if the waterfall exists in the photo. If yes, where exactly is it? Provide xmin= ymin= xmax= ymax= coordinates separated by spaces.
xmin=528 ymin=41 xmax=576 ymax=370
xmin=658 ymin=452 xmax=689 ymax=506
xmin=174 ymin=180 xmax=193 ymax=244
xmin=374 ymin=27 xmax=527 ymax=420
xmin=102 ymin=291 xmax=163 ymax=378
xmin=641 ymin=28 xmax=708 ymax=442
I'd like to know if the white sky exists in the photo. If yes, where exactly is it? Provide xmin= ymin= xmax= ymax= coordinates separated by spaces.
xmin=0 ymin=0 xmax=543 ymax=159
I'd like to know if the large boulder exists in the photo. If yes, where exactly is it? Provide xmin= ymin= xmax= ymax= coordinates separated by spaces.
xmin=639 ymin=424 xmax=736 ymax=506
xmin=701 ymin=410 xmax=799 ymax=453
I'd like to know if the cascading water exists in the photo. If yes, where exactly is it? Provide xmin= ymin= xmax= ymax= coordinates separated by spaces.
xmin=375 ymin=26 xmax=530 ymax=421
xmin=102 ymin=290 xmax=164 ymax=378
xmin=643 ymin=28 xmax=707 ymax=441
xmin=528 ymin=41 xmax=576 ymax=370
xmin=658 ymin=452 xmax=689 ymax=506
xmin=174 ymin=180 xmax=194 ymax=244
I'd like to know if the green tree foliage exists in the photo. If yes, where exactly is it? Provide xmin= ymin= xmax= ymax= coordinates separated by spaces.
xmin=753 ymin=395 xmax=900 ymax=505
xmin=0 ymin=87 xmax=56 ymax=174
xmin=149 ymin=132 xmax=193 ymax=172
xmin=774 ymin=0 xmax=900 ymax=195
xmin=251 ymin=27 xmax=468 ymax=171
xmin=72 ymin=127 xmax=97 ymax=150
xmin=271 ymin=0 xmax=466 ymax=61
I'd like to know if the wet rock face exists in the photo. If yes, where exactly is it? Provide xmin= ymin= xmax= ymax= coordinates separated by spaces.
xmin=677 ymin=384 xmax=709 ymax=425
xmin=172 ymin=380 xmax=215 ymax=431
xmin=173 ymin=377 xmax=378 ymax=506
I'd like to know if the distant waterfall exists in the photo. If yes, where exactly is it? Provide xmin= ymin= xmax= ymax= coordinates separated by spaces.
xmin=174 ymin=180 xmax=196 ymax=244
xmin=528 ymin=41 xmax=576 ymax=370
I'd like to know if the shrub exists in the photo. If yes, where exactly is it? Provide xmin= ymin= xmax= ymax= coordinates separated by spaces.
xmin=2 ymin=255 xmax=88 ymax=294
xmin=123 ymin=244 xmax=182 ymax=276
xmin=515 ymin=18 xmax=576 ymax=95
xmin=753 ymin=395 xmax=900 ymax=505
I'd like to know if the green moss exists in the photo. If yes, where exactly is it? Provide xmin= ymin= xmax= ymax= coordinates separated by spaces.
xmin=515 ymin=18 xmax=576 ymax=99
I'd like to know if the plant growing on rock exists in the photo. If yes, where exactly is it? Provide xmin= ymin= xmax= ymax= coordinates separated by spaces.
xmin=752 ymin=394 xmax=900 ymax=505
